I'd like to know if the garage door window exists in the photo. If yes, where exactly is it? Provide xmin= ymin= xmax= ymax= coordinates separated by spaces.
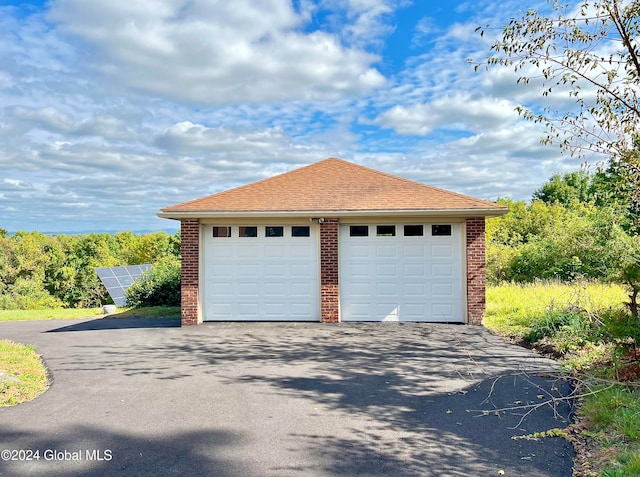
xmin=239 ymin=226 xmax=258 ymax=237
xmin=432 ymin=224 xmax=452 ymax=236
xmin=292 ymin=226 xmax=310 ymax=237
xmin=266 ymin=226 xmax=284 ymax=237
xmin=376 ymin=225 xmax=396 ymax=236
xmin=404 ymin=225 xmax=423 ymax=236
xmin=213 ymin=226 xmax=231 ymax=238
xmin=350 ymin=225 xmax=369 ymax=237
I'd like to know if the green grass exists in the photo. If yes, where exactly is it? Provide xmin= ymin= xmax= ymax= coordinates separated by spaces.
xmin=0 ymin=308 xmax=104 ymax=322
xmin=108 ymin=306 xmax=180 ymax=319
xmin=0 ymin=306 xmax=180 ymax=322
xmin=485 ymin=281 xmax=628 ymax=339
xmin=583 ymin=386 xmax=640 ymax=477
xmin=0 ymin=340 xmax=49 ymax=406
xmin=584 ymin=386 xmax=640 ymax=441
xmin=486 ymin=281 xmax=639 ymax=476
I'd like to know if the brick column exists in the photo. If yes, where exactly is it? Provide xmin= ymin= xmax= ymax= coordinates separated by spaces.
xmin=180 ymin=219 xmax=201 ymax=326
xmin=466 ymin=217 xmax=486 ymax=326
xmin=320 ymin=218 xmax=339 ymax=323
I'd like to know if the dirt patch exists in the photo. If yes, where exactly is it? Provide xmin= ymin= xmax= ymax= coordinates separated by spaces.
xmin=0 ymin=370 xmax=20 ymax=383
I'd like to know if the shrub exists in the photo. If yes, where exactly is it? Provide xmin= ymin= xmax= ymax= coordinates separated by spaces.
xmin=0 ymin=278 xmax=63 ymax=310
xmin=125 ymin=257 xmax=180 ymax=307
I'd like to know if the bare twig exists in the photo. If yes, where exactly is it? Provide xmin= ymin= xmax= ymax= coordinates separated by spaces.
xmin=469 ymin=371 xmax=626 ymax=430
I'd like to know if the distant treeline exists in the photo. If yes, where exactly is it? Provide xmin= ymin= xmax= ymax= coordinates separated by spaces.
xmin=0 ymin=229 xmax=180 ymax=309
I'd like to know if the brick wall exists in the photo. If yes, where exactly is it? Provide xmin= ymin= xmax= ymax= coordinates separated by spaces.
xmin=177 ymin=217 xmax=486 ymax=326
xmin=320 ymin=218 xmax=340 ymax=323
xmin=180 ymin=219 xmax=201 ymax=326
xmin=466 ymin=217 xmax=486 ymax=326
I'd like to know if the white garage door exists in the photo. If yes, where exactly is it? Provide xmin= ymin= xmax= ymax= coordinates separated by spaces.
xmin=202 ymin=224 xmax=319 ymax=321
xmin=340 ymin=223 xmax=463 ymax=322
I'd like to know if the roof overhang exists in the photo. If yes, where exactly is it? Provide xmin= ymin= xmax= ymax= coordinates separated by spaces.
xmin=157 ymin=208 xmax=508 ymax=221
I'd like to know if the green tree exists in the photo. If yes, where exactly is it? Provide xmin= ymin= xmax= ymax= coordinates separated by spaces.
xmin=0 ymin=232 xmax=63 ymax=310
xmin=532 ymin=167 xmax=640 ymax=231
xmin=476 ymin=0 xmax=640 ymax=193
xmin=41 ymin=234 xmax=120 ymax=308
xmin=115 ymin=231 xmax=178 ymax=264
xmin=533 ymin=170 xmax=594 ymax=205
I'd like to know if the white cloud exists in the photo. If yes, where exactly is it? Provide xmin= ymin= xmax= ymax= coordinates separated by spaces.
xmin=319 ymin=0 xmax=404 ymax=48
xmin=1 ymin=178 xmax=32 ymax=189
xmin=155 ymin=122 xmax=301 ymax=158
xmin=47 ymin=0 xmax=386 ymax=105
xmin=376 ymin=95 xmax=518 ymax=135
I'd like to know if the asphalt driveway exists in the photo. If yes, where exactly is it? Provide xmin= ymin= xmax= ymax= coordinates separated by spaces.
xmin=0 ymin=318 xmax=574 ymax=477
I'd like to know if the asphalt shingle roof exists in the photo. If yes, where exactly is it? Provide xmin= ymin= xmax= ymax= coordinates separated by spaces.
xmin=160 ymin=158 xmax=507 ymax=216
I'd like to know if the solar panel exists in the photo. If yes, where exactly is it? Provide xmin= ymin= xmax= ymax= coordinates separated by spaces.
xmin=95 ymin=264 xmax=153 ymax=307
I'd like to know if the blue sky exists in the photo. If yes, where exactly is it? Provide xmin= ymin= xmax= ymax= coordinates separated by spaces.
xmin=0 ymin=0 xmax=589 ymax=233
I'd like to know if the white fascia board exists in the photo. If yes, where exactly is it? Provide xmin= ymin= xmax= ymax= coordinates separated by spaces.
xmin=157 ymin=208 xmax=508 ymax=220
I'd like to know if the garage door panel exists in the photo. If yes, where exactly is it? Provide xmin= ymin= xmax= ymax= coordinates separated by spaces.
xmin=209 ymin=263 xmax=234 ymax=277
xmin=345 ymin=262 xmax=370 ymax=277
xmin=287 ymin=303 xmax=303 ymax=314
xmin=211 ymin=282 xmax=233 ymax=295
xmin=404 ymin=283 xmax=425 ymax=296
xmin=376 ymin=282 xmax=398 ymax=296
xmin=403 ymin=244 xmax=425 ymax=258
xmin=238 ymin=263 xmax=260 ymax=277
xmin=291 ymin=263 xmax=314 ymax=277
xmin=341 ymin=223 xmax=463 ymax=322
xmin=348 ymin=245 xmax=370 ymax=258
xmin=263 ymin=282 xmax=285 ymax=295
xmin=403 ymin=303 xmax=426 ymax=318
xmin=210 ymin=303 xmax=233 ymax=318
xmin=376 ymin=304 xmax=399 ymax=321
xmin=432 ymin=282 xmax=454 ymax=297
xmin=264 ymin=263 xmax=286 ymax=277
xmin=238 ymin=303 xmax=259 ymax=316
xmin=264 ymin=245 xmax=286 ymax=258
xmin=290 ymin=244 xmax=314 ymax=257
xmin=432 ymin=303 xmax=455 ymax=320
xmin=431 ymin=263 xmax=453 ymax=278
xmin=376 ymin=263 xmax=397 ymax=277
xmin=238 ymin=282 xmax=259 ymax=296
xmin=375 ymin=245 xmax=398 ymax=258
xmin=349 ymin=282 xmax=372 ymax=296
xmin=265 ymin=303 xmax=285 ymax=316
xmin=237 ymin=245 xmax=260 ymax=258
xmin=403 ymin=263 xmax=425 ymax=277
xmin=208 ymin=243 xmax=234 ymax=258
xmin=432 ymin=244 xmax=454 ymax=258
xmin=290 ymin=282 xmax=313 ymax=295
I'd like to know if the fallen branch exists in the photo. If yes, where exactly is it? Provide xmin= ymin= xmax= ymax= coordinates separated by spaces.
xmin=469 ymin=371 xmax=621 ymax=430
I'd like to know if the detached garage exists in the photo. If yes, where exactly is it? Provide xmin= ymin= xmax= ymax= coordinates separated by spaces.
xmin=158 ymin=158 xmax=507 ymax=326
